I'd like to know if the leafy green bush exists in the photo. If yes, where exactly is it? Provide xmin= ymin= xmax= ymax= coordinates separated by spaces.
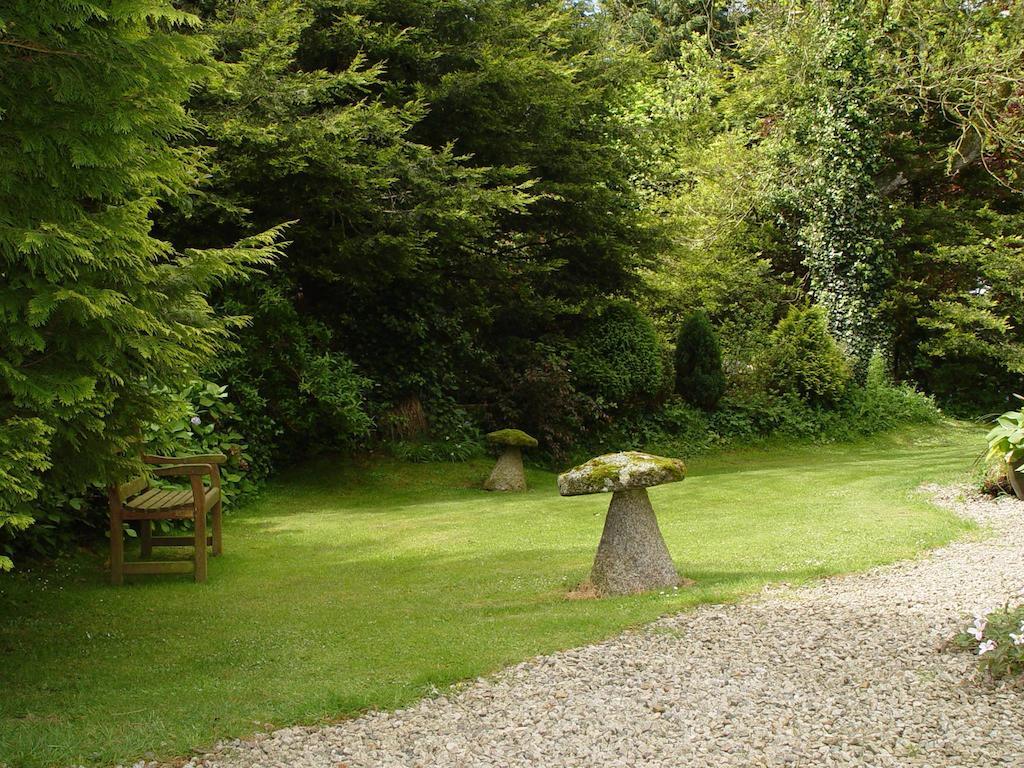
xmin=760 ymin=306 xmax=853 ymax=406
xmin=217 ymin=284 xmax=373 ymax=467
xmin=576 ymin=397 xmax=714 ymax=463
xmin=572 ymin=302 xmax=664 ymax=406
xmin=487 ymin=345 xmax=606 ymax=463
xmin=582 ymin=369 xmax=940 ymax=465
xmin=956 ymin=603 xmax=1024 ymax=679
xmin=985 ymin=397 xmax=1024 ymax=467
xmin=143 ymin=381 xmax=261 ymax=505
xmin=985 ymin=396 xmax=1024 ymax=496
xmin=674 ymin=311 xmax=726 ymax=410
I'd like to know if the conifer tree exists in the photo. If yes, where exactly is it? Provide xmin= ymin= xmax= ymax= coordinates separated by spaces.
xmin=674 ymin=311 xmax=726 ymax=410
xmin=0 ymin=1 xmax=283 ymax=566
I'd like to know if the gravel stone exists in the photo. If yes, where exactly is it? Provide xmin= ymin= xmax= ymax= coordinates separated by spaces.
xmin=161 ymin=486 xmax=1024 ymax=768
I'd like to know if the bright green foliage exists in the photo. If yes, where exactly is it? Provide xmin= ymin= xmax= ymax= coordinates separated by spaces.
xmin=872 ymin=0 xmax=1024 ymax=406
xmin=884 ymin=196 xmax=1024 ymax=409
xmin=985 ymin=397 xmax=1024 ymax=472
xmin=760 ymin=306 xmax=853 ymax=406
xmin=622 ymin=0 xmax=1024 ymax=407
xmin=674 ymin=311 xmax=725 ymax=410
xmin=0 ymin=419 xmax=50 ymax=571
xmin=571 ymin=302 xmax=665 ymax=407
xmin=0 ymin=2 xmax=283 ymax=559
xmin=0 ymin=425 xmax=976 ymax=768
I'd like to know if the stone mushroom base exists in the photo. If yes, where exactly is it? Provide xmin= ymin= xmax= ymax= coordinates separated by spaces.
xmin=591 ymin=488 xmax=680 ymax=596
xmin=483 ymin=447 xmax=527 ymax=492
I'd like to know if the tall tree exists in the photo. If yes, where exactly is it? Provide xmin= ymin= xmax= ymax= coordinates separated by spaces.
xmin=0 ymin=1 xmax=281 ymax=567
xmin=799 ymin=0 xmax=893 ymax=372
xmin=168 ymin=0 xmax=656 ymax=452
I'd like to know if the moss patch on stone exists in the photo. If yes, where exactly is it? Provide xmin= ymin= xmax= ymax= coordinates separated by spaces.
xmin=486 ymin=429 xmax=538 ymax=448
xmin=557 ymin=451 xmax=685 ymax=497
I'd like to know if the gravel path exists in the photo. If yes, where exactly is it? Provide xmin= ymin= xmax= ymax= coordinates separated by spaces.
xmin=183 ymin=487 xmax=1024 ymax=768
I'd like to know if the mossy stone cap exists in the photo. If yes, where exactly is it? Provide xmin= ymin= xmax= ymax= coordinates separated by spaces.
xmin=486 ymin=428 xmax=538 ymax=448
xmin=558 ymin=451 xmax=685 ymax=497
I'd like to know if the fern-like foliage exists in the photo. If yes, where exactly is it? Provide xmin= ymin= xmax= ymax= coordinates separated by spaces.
xmin=0 ymin=1 xmax=283 ymax=564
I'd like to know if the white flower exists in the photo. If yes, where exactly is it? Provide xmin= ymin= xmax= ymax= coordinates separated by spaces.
xmin=967 ymin=615 xmax=987 ymax=640
xmin=1010 ymin=632 xmax=1024 ymax=647
xmin=190 ymin=415 xmax=202 ymax=426
xmin=978 ymin=639 xmax=997 ymax=656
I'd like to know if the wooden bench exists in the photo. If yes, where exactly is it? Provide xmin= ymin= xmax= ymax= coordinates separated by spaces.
xmin=107 ymin=454 xmax=226 ymax=584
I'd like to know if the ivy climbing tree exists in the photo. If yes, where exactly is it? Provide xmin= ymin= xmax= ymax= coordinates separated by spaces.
xmin=799 ymin=1 xmax=893 ymax=373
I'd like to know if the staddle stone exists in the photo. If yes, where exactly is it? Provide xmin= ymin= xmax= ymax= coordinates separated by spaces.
xmin=483 ymin=428 xmax=537 ymax=492
xmin=558 ymin=450 xmax=686 ymax=596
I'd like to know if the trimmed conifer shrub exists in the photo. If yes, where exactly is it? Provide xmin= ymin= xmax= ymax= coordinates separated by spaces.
xmin=760 ymin=305 xmax=853 ymax=406
xmin=572 ymin=302 xmax=664 ymax=407
xmin=674 ymin=312 xmax=726 ymax=410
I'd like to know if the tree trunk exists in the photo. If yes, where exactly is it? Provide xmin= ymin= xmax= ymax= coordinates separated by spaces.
xmin=590 ymin=488 xmax=680 ymax=596
xmin=483 ymin=446 xmax=527 ymax=492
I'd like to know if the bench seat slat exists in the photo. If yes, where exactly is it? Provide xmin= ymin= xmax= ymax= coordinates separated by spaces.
xmin=124 ymin=486 xmax=221 ymax=513
xmin=125 ymin=486 xmax=164 ymax=508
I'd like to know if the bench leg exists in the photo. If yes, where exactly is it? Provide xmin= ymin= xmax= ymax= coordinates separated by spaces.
xmin=193 ymin=509 xmax=208 ymax=583
xmin=110 ymin=510 xmax=124 ymax=586
xmin=140 ymin=519 xmax=152 ymax=558
xmin=212 ymin=500 xmax=223 ymax=557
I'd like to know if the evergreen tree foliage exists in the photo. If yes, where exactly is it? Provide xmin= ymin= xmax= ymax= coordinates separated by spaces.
xmin=164 ymin=0 xmax=656 ymax=455
xmin=572 ymin=302 xmax=664 ymax=406
xmin=0 ymin=1 xmax=283 ymax=564
xmin=674 ymin=311 xmax=725 ymax=410
xmin=761 ymin=306 xmax=853 ymax=406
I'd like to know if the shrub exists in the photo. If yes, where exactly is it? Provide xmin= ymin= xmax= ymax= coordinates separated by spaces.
xmin=985 ymin=397 xmax=1024 ymax=495
xmin=489 ymin=345 xmax=606 ymax=463
xmin=591 ymin=397 xmax=715 ymax=460
xmin=572 ymin=302 xmax=664 ymax=406
xmin=674 ymin=311 xmax=726 ymax=410
xmin=143 ymin=380 xmax=261 ymax=506
xmin=956 ymin=603 xmax=1024 ymax=679
xmin=760 ymin=305 xmax=853 ymax=406
xmin=217 ymin=283 xmax=373 ymax=467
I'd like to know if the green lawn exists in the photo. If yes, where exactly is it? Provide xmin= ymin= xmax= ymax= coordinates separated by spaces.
xmin=0 ymin=424 xmax=982 ymax=768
